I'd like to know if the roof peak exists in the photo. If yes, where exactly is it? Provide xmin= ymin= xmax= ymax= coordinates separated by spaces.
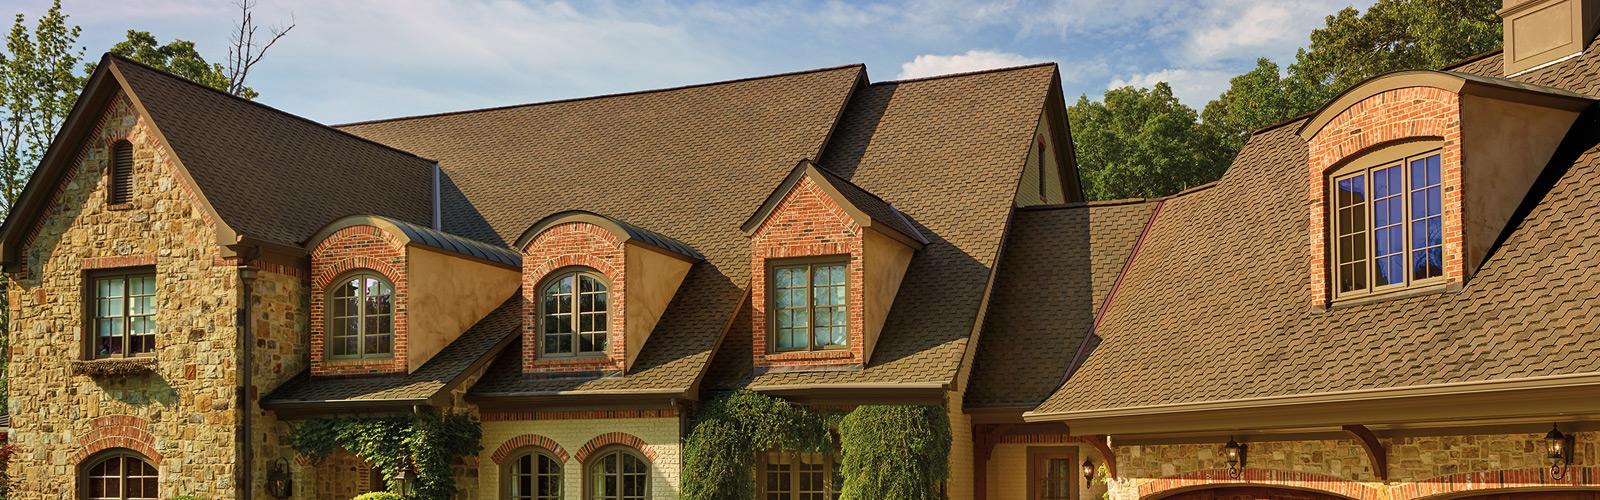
xmin=335 ymin=63 xmax=868 ymax=128
xmin=868 ymin=61 xmax=1058 ymax=87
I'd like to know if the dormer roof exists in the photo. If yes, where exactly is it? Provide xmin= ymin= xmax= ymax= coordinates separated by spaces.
xmin=309 ymin=214 xmax=521 ymax=268
xmin=517 ymin=210 xmax=702 ymax=261
xmin=742 ymin=159 xmax=928 ymax=248
xmin=1297 ymin=69 xmax=1591 ymax=141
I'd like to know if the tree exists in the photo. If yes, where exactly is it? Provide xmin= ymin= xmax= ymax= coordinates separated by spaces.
xmin=224 ymin=0 xmax=294 ymax=99
xmin=1068 ymin=83 xmax=1233 ymax=200
xmin=102 ymin=30 xmax=237 ymax=96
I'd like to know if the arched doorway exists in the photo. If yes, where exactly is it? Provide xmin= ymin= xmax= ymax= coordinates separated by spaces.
xmin=1448 ymin=492 xmax=1600 ymax=500
xmin=1158 ymin=486 xmax=1348 ymax=500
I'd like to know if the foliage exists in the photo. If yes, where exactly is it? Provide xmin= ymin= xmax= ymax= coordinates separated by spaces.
xmin=289 ymin=413 xmax=482 ymax=500
xmin=0 ymin=0 xmax=82 ymax=213
xmin=1068 ymin=83 xmax=1234 ymax=200
xmin=0 ymin=443 xmax=13 ymax=497
xmin=353 ymin=493 xmax=404 ymax=500
xmin=91 ymin=30 xmax=242 ymax=98
xmin=682 ymin=391 xmax=834 ymax=500
xmin=836 ymin=405 xmax=950 ymax=500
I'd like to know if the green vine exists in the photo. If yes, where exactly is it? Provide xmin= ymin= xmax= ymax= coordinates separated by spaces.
xmin=288 ymin=413 xmax=481 ymax=500
xmin=837 ymin=405 xmax=950 ymax=500
xmin=682 ymin=391 xmax=834 ymax=500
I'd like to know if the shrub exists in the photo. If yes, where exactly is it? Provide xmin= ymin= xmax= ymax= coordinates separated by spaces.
xmin=837 ymin=405 xmax=950 ymax=500
xmin=353 ymin=493 xmax=404 ymax=500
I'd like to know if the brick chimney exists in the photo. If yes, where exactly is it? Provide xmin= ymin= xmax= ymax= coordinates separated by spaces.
xmin=1499 ymin=0 xmax=1600 ymax=75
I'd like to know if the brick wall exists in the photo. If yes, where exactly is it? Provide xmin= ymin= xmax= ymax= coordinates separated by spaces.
xmin=1305 ymin=86 xmax=1465 ymax=307
xmin=478 ymin=414 xmax=682 ymax=498
xmin=520 ymin=221 xmax=627 ymax=373
xmin=309 ymin=224 xmax=409 ymax=375
xmin=749 ymin=176 xmax=867 ymax=369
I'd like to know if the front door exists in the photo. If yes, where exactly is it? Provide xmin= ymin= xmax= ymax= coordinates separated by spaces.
xmin=1031 ymin=450 xmax=1077 ymax=500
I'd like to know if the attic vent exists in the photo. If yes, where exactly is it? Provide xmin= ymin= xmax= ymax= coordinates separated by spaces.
xmin=109 ymin=141 xmax=133 ymax=205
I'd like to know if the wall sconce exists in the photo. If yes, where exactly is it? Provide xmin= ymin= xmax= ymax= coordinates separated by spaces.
xmin=1082 ymin=458 xmax=1096 ymax=486
xmin=264 ymin=457 xmax=293 ymax=499
xmin=1223 ymin=437 xmax=1248 ymax=478
xmin=1545 ymin=423 xmax=1575 ymax=479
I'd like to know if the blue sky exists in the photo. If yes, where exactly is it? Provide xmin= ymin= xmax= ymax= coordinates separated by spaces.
xmin=12 ymin=0 xmax=1374 ymax=124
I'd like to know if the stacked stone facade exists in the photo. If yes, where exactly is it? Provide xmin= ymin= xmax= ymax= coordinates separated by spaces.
xmin=748 ymin=176 xmax=868 ymax=369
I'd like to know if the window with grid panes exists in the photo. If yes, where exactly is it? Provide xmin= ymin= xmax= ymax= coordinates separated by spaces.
xmin=760 ymin=452 xmax=841 ymax=500
xmin=82 ymin=451 xmax=158 ymax=500
xmin=89 ymin=270 xmax=156 ymax=359
xmin=540 ymin=269 xmax=609 ymax=357
xmin=1331 ymin=150 xmax=1445 ymax=299
xmin=326 ymin=272 xmax=394 ymax=359
xmin=770 ymin=260 xmax=848 ymax=352
xmin=587 ymin=448 xmax=648 ymax=500
xmin=505 ymin=449 xmax=563 ymax=500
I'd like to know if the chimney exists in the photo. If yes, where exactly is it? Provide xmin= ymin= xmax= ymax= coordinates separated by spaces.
xmin=1499 ymin=0 xmax=1600 ymax=76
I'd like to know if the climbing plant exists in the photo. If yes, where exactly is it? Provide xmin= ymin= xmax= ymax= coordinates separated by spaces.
xmin=288 ymin=413 xmax=481 ymax=500
xmin=681 ymin=391 xmax=834 ymax=500
xmin=837 ymin=405 xmax=950 ymax=500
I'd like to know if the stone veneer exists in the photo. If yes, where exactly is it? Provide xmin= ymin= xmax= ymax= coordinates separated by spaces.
xmin=1305 ymin=86 xmax=1465 ymax=307
xmin=748 ymin=175 xmax=867 ymax=369
xmin=1109 ymin=431 xmax=1596 ymax=500
xmin=5 ymin=93 xmax=243 ymax=497
xmin=308 ymin=224 xmax=410 ymax=375
xmin=520 ymin=221 xmax=628 ymax=374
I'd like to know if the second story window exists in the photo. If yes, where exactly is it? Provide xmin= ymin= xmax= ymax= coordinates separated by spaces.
xmin=540 ymin=269 xmax=608 ymax=357
xmin=1331 ymin=150 xmax=1444 ymax=298
xmin=108 ymin=140 xmax=134 ymax=205
xmin=89 ymin=269 xmax=156 ymax=358
xmin=770 ymin=260 xmax=848 ymax=352
xmin=327 ymin=272 xmax=394 ymax=359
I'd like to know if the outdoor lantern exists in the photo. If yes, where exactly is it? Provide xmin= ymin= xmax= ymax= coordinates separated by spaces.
xmin=264 ymin=458 xmax=293 ymax=498
xmin=1081 ymin=458 xmax=1096 ymax=485
xmin=1545 ymin=423 xmax=1575 ymax=479
xmin=1222 ymin=437 xmax=1248 ymax=478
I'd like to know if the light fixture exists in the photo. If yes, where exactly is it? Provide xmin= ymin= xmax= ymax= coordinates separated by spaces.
xmin=1082 ymin=458 xmax=1096 ymax=486
xmin=1545 ymin=423 xmax=1575 ymax=479
xmin=264 ymin=457 xmax=293 ymax=498
xmin=1223 ymin=437 xmax=1248 ymax=478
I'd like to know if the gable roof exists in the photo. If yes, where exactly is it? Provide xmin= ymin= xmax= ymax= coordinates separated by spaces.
xmin=964 ymin=200 xmax=1156 ymax=410
xmin=743 ymin=159 xmax=928 ymax=247
xmin=1030 ymin=40 xmax=1600 ymax=425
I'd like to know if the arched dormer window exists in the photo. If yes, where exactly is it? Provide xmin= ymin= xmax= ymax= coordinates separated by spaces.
xmin=503 ymin=447 xmax=563 ymax=500
xmin=326 ymin=271 xmax=394 ymax=359
xmin=539 ymin=268 xmax=609 ymax=357
xmin=108 ymin=140 xmax=134 ymax=205
xmin=585 ymin=447 xmax=649 ymax=500
xmin=81 ymin=449 xmax=158 ymax=499
xmin=1328 ymin=140 xmax=1445 ymax=298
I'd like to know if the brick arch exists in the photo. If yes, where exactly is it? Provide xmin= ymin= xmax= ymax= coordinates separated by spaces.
xmin=1395 ymin=466 xmax=1600 ymax=500
xmin=311 ymin=255 xmax=404 ymax=291
xmin=574 ymin=432 xmax=656 ymax=464
xmin=521 ymin=220 xmax=628 ymax=373
xmin=70 ymin=415 xmax=161 ymax=466
xmin=1139 ymin=468 xmax=1382 ymax=500
xmin=491 ymin=434 xmax=571 ymax=464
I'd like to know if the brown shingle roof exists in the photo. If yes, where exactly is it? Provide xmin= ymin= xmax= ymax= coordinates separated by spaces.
xmin=964 ymin=200 xmax=1155 ymax=409
xmin=110 ymin=56 xmax=437 ymax=246
xmin=344 ymin=65 xmax=865 ymax=396
xmin=1034 ymin=43 xmax=1600 ymax=415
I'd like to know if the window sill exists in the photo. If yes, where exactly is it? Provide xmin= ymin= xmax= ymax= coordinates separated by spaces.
xmin=764 ymin=349 xmax=854 ymax=362
xmin=1326 ymin=281 xmax=1454 ymax=310
xmin=72 ymin=357 xmax=157 ymax=377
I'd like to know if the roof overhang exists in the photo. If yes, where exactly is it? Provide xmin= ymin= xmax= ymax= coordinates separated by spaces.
xmin=306 ymin=213 xmax=521 ymax=269
xmin=467 ymin=387 xmax=689 ymax=410
xmin=1023 ymin=371 xmax=1600 ymax=436
xmin=1297 ymin=69 xmax=1594 ymax=141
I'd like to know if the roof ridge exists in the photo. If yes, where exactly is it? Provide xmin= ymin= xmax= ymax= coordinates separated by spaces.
xmin=105 ymin=53 xmax=436 ymax=164
xmin=1017 ymin=198 xmax=1157 ymax=211
xmin=868 ymin=61 xmax=1058 ymax=86
xmin=335 ymin=63 xmax=869 ymax=128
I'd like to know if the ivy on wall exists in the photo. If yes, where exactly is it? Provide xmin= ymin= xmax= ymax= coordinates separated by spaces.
xmin=288 ymin=413 xmax=481 ymax=500
xmin=682 ymin=391 xmax=950 ymax=500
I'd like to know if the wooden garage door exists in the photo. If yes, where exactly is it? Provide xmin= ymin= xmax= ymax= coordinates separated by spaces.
xmin=1159 ymin=486 xmax=1345 ymax=500
xmin=1451 ymin=492 xmax=1600 ymax=500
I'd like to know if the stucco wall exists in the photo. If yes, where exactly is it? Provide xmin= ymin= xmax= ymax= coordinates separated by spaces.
xmin=478 ymin=413 xmax=683 ymax=499
xmin=5 ymin=93 xmax=242 ymax=498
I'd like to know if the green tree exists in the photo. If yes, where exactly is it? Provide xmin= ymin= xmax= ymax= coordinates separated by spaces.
xmin=100 ymin=30 xmax=244 ymax=98
xmin=1069 ymin=83 xmax=1233 ymax=200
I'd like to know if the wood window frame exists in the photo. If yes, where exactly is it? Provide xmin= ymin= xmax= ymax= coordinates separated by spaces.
xmin=107 ymin=140 xmax=135 ymax=208
xmin=766 ymin=256 xmax=851 ymax=353
xmin=1026 ymin=446 xmax=1079 ymax=500
xmin=502 ymin=447 xmax=564 ymax=500
xmin=79 ymin=449 xmax=158 ymax=500
xmin=537 ymin=267 xmax=611 ymax=359
xmin=323 ymin=270 xmax=396 ymax=360
xmin=582 ymin=446 xmax=650 ymax=500
xmin=1327 ymin=140 xmax=1448 ymax=303
xmin=756 ymin=450 xmax=841 ymax=500
xmin=82 ymin=266 xmax=157 ymax=360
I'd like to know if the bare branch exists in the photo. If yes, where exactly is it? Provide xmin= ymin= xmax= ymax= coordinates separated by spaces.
xmin=224 ymin=0 xmax=294 ymax=98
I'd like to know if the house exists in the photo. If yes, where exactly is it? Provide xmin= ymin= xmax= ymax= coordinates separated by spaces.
xmin=4 ymin=1 xmax=1599 ymax=499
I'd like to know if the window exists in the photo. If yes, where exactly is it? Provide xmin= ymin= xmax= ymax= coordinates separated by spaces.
xmin=108 ymin=140 xmax=134 ymax=205
xmin=1331 ymin=149 xmax=1445 ymax=298
xmin=89 ymin=269 xmax=156 ymax=359
xmin=505 ymin=449 xmax=563 ymax=500
xmin=587 ymin=448 xmax=648 ymax=500
xmin=1037 ymin=138 xmax=1048 ymax=202
xmin=540 ymin=269 xmax=608 ymax=357
xmin=760 ymin=452 xmax=841 ymax=500
xmin=770 ymin=260 xmax=848 ymax=352
xmin=326 ymin=271 xmax=394 ymax=359
xmin=82 ymin=450 xmax=157 ymax=500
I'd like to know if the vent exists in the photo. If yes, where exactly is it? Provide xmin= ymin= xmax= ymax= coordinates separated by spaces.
xmin=109 ymin=141 xmax=133 ymax=205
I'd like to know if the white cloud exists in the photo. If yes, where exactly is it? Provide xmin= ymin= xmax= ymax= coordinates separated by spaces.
xmin=897 ymin=50 xmax=1047 ymax=79
xmin=1180 ymin=0 xmax=1373 ymax=63
xmin=1107 ymin=68 xmax=1235 ymax=106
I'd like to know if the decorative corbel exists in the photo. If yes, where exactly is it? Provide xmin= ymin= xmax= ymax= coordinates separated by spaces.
xmin=1342 ymin=424 xmax=1388 ymax=482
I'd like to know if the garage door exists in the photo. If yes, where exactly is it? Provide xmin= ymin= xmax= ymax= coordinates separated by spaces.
xmin=1157 ymin=486 xmax=1347 ymax=500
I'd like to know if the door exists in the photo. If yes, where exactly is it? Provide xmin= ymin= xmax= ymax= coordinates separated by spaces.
xmin=1158 ymin=486 xmax=1343 ymax=500
xmin=1031 ymin=450 xmax=1077 ymax=500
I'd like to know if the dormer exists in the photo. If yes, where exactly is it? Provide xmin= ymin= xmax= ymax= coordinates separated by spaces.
xmin=743 ymin=160 xmax=927 ymax=371
xmin=306 ymin=215 xmax=522 ymax=376
xmin=515 ymin=211 xmax=700 ymax=375
xmin=1298 ymin=70 xmax=1592 ymax=308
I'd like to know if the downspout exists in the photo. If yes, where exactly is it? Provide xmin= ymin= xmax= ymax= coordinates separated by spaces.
xmin=431 ymin=162 xmax=442 ymax=231
xmin=236 ymin=251 xmax=259 ymax=500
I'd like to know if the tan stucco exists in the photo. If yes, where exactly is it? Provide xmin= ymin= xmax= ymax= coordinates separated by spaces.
xmin=1500 ymin=0 xmax=1600 ymax=75
xmin=1460 ymin=93 xmax=1583 ymax=278
xmin=623 ymin=243 xmax=693 ymax=369
xmin=862 ymin=227 xmax=915 ymax=364
xmin=406 ymin=246 xmax=520 ymax=373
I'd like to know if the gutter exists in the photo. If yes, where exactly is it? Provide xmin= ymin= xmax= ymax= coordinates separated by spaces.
xmin=231 ymin=246 xmax=260 ymax=500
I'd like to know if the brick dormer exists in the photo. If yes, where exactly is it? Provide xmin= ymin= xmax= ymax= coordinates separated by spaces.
xmin=743 ymin=160 xmax=927 ymax=372
xmin=1298 ymin=70 xmax=1591 ymax=308
xmin=307 ymin=215 xmax=521 ymax=376
xmin=515 ymin=211 xmax=700 ymax=375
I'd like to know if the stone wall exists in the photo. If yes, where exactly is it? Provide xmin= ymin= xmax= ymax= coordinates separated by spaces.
xmin=1109 ymin=430 xmax=1597 ymax=500
xmin=5 ymin=93 xmax=242 ymax=498
xmin=247 ymin=266 xmax=311 ymax=497
xmin=478 ymin=411 xmax=683 ymax=499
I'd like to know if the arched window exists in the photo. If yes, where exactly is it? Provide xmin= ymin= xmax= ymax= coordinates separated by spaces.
xmin=326 ymin=271 xmax=394 ymax=359
xmin=540 ymin=269 xmax=608 ymax=357
xmin=586 ymin=448 xmax=648 ymax=500
xmin=81 ymin=449 xmax=157 ymax=500
xmin=504 ymin=448 xmax=563 ymax=500
xmin=108 ymin=140 xmax=134 ymax=205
